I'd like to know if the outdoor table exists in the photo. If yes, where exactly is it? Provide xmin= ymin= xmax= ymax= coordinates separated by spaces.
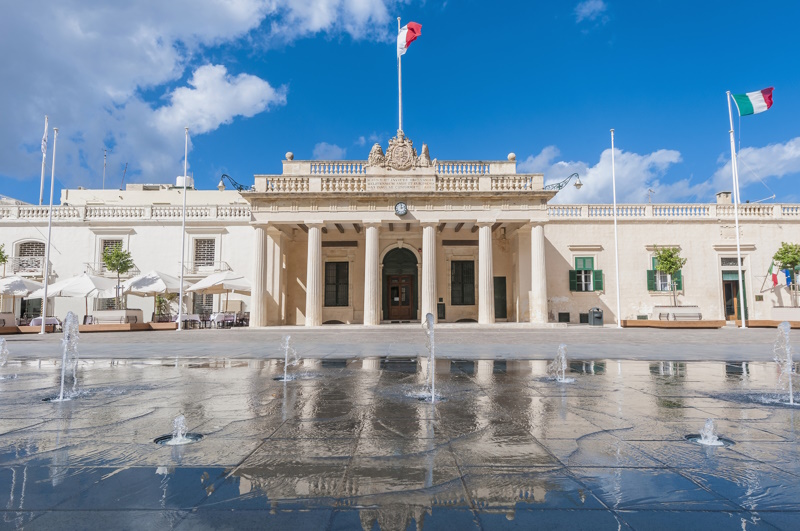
xmin=29 ymin=316 xmax=60 ymax=327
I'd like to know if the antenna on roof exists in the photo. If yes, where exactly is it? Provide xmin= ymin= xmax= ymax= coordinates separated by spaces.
xmin=647 ymin=188 xmax=655 ymax=204
xmin=120 ymin=162 xmax=128 ymax=190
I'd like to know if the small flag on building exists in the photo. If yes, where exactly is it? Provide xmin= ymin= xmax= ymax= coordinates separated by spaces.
xmin=768 ymin=261 xmax=778 ymax=287
xmin=732 ymin=87 xmax=774 ymax=116
xmin=397 ymin=22 xmax=422 ymax=58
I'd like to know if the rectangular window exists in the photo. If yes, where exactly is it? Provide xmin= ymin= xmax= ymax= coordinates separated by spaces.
xmin=569 ymin=257 xmax=603 ymax=292
xmin=101 ymin=239 xmax=122 ymax=272
xmin=648 ymin=258 xmax=683 ymax=291
xmin=193 ymin=293 xmax=213 ymax=314
xmin=451 ymin=260 xmax=475 ymax=305
xmin=324 ymin=262 xmax=349 ymax=307
xmin=194 ymin=239 xmax=215 ymax=267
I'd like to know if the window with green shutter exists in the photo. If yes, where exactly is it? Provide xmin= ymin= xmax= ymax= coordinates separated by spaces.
xmin=451 ymin=260 xmax=475 ymax=305
xmin=571 ymin=256 xmax=601 ymax=292
xmin=650 ymin=257 xmax=682 ymax=292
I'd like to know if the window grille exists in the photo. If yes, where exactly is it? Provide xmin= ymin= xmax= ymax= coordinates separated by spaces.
xmin=194 ymin=239 xmax=215 ymax=267
xmin=101 ymin=240 xmax=122 ymax=272
xmin=324 ymin=262 xmax=349 ymax=307
xmin=451 ymin=260 xmax=475 ymax=305
xmin=193 ymin=293 xmax=213 ymax=314
xmin=720 ymin=257 xmax=743 ymax=266
xmin=18 ymin=241 xmax=45 ymax=257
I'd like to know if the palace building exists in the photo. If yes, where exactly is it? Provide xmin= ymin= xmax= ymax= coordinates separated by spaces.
xmin=1 ymin=131 xmax=799 ymax=327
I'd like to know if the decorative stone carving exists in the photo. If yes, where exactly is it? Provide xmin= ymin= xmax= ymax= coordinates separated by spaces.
xmin=366 ymin=132 xmax=434 ymax=170
xmin=367 ymin=143 xmax=385 ymax=167
xmin=418 ymin=143 xmax=432 ymax=167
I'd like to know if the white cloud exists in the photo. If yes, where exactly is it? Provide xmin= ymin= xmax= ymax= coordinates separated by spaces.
xmin=356 ymin=136 xmax=367 ymax=146
xmin=575 ymin=0 xmax=607 ymax=23
xmin=711 ymin=137 xmax=800 ymax=194
xmin=313 ymin=142 xmax=347 ymax=160
xmin=519 ymin=145 xmax=683 ymax=204
xmin=152 ymin=65 xmax=286 ymax=135
xmin=0 ymin=0 xmax=403 ymax=192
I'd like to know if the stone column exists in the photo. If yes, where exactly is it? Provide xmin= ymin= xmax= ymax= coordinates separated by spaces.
xmin=363 ymin=223 xmax=381 ymax=325
xmin=530 ymin=222 xmax=548 ymax=324
xmin=516 ymin=225 xmax=532 ymax=323
xmin=266 ymin=227 xmax=284 ymax=326
xmin=249 ymin=225 xmax=268 ymax=327
xmin=478 ymin=223 xmax=495 ymax=324
xmin=421 ymin=223 xmax=437 ymax=323
xmin=305 ymin=223 xmax=323 ymax=327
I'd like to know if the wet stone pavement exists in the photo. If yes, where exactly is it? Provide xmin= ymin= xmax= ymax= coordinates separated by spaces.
xmin=0 ymin=354 xmax=799 ymax=530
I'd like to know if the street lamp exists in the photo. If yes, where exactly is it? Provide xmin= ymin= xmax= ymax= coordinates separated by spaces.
xmin=543 ymin=172 xmax=582 ymax=191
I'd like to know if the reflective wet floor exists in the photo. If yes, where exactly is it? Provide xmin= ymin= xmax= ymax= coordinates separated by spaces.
xmin=1 ymin=357 xmax=799 ymax=529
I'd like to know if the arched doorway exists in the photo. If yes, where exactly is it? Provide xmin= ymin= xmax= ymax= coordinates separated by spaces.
xmin=382 ymin=248 xmax=418 ymax=321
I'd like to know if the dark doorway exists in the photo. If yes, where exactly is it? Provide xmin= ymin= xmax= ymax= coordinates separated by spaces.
xmin=722 ymin=272 xmax=748 ymax=320
xmin=382 ymin=248 xmax=418 ymax=321
xmin=494 ymin=277 xmax=507 ymax=319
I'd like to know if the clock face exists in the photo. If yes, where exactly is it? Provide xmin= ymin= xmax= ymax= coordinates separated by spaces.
xmin=395 ymin=202 xmax=408 ymax=216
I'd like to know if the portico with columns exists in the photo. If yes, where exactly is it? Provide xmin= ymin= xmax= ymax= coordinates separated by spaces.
xmin=243 ymin=133 xmax=555 ymax=327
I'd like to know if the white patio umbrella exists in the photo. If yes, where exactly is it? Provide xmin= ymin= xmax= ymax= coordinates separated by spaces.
xmin=187 ymin=271 xmax=251 ymax=312
xmin=26 ymin=272 xmax=118 ymax=317
xmin=122 ymin=270 xmax=188 ymax=320
xmin=0 ymin=276 xmax=43 ymax=316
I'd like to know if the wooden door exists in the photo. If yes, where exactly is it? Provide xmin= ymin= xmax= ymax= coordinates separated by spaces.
xmin=388 ymin=275 xmax=414 ymax=320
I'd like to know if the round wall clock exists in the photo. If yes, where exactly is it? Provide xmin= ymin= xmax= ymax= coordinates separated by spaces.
xmin=394 ymin=202 xmax=408 ymax=216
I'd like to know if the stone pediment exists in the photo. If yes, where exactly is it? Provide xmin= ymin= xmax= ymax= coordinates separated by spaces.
xmin=366 ymin=131 xmax=434 ymax=172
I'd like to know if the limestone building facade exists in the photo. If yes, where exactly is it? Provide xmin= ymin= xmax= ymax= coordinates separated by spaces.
xmin=1 ymin=133 xmax=798 ymax=327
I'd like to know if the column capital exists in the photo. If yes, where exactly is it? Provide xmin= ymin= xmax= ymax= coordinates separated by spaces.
xmin=420 ymin=221 xmax=439 ymax=228
xmin=528 ymin=220 xmax=548 ymax=227
xmin=477 ymin=221 xmax=496 ymax=228
xmin=362 ymin=222 xmax=382 ymax=229
xmin=305 ymin=222 xmax=325 ymax=229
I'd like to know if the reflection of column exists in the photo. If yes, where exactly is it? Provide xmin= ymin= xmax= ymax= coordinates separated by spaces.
xmin=421 ymin=223 xmax=437 ymax=322
xmin=363 ymin=223 xmax=380 ymax=325
xmin=530 ymin=222 xmax=548 ymax=324
xmin=266 ymin=227 xmax=284 ymax=325
xmin=305 ymin=223 xmax=323 ymax=327
xmin=478 ymin=223 xmax=495 ymax=324
xmin=476 ymin=359 xmax=494 ymax=384
xmin=249 ymin=225 xmax=268 ymax=327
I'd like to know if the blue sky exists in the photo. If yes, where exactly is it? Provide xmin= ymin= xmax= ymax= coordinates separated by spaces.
xmin=1 ymin=0 xmax=798 ymax=205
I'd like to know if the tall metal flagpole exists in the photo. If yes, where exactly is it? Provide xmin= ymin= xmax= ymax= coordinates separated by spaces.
xmin=103 ymin=149 xmax=107 ymax=190
xmin=177 ymin=127 xmax=189 ymax=331
xmin=727 ymin=91 xmax=747 ymax=328
xmin=40 ymin=128 xmax=58 ymax=335
xmin=39 ymin=116 xmax=48 ymax=205
xmin=397 ymin=17 xmax=403 ymax=134
xmin=610 ymin=129 xmax=622 ymax=328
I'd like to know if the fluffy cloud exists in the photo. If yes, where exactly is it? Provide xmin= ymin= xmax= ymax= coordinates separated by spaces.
xmin=520 ymin=137 xmax=800 ymax=204
xmin=0 ymin=0 xmax=403 ymax=192
xmin=575 ymin=0 xmax=607 ymax=23
xmin=152 ymin=65 xmax=286 ymax=135
xmin=313 ymin=142 xmax=347 ymax=160
xmin=519 ymin=145 xmax=683 ymax=204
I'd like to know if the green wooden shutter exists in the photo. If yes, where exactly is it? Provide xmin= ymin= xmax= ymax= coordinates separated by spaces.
xmin=592 ymin=270 xmax=604 ymax=291
xmin=569 ymin=270 xmax=578 ymax=291
xmin=674 ymin=270 xmax=683 ymax=290
xmin=647 ymin=270 xmax=656 ymax=291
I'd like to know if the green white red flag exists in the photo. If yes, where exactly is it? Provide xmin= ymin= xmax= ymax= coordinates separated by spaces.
xmin=732 ymin=87 xmax=774 ymax=116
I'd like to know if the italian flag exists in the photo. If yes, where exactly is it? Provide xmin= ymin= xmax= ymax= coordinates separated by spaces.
xmin=732 ymin=87 xmax=774 ymax=116
xmin=768 ymin=261 xmax=779 ymax=287
xmin=397 ymin=22 xmax=422 ymax=58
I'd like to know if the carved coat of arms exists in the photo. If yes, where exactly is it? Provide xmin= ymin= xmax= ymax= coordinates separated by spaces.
xmin=366 ymin=132 xmax=433 ymax=170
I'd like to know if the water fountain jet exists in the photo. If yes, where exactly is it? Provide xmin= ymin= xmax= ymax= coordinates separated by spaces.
xmin=547 ymin=344 xmax=575 ymax=383
xmin=44 ymin=312 xmax=80 ymax=402
xmin=686 ymin=418 xmax=734 ymax=447
xmin=273 ymin=335 xmax=300 ymax=381
xmin=154 ymin=414 xmax=203 ymax=445
xmin=773 ymin=321 xmax=795 ymax=405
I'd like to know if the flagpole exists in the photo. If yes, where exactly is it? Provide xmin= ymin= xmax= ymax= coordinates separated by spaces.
xmin=40 ymin=127 xmax=58 ymax=335
xmin=610 ymin=129 xmax=622 ymax=329
xmin=727 ymin=91 xmax=747 ymax=329
xmin=39 ymin=116 xmax=48 ymax=205
xmin=103 ymin=148 xmax=107 ymax=190
xmin=397 ymin=17 xmax=403 ymax=134
xmin=177 ymin=127 xmax=188 ymax=332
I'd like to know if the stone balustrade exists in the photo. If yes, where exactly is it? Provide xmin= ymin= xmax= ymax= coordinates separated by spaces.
xmin=548 ymin=203 xmax=795 ymax=220
xmin=0 ymin=204 xmax=251 ymax=222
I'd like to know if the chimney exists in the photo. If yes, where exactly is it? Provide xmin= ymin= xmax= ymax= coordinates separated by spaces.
xmin=716 ymin=191 xmax=732 ymax=204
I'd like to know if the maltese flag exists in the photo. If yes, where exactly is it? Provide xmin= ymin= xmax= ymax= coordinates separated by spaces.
xmin=397 ymin=22 xmax=422 ymax=58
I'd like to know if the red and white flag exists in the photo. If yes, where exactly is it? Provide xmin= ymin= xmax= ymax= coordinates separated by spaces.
xmin=397 ymin=22 xmax=421 ymax=58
